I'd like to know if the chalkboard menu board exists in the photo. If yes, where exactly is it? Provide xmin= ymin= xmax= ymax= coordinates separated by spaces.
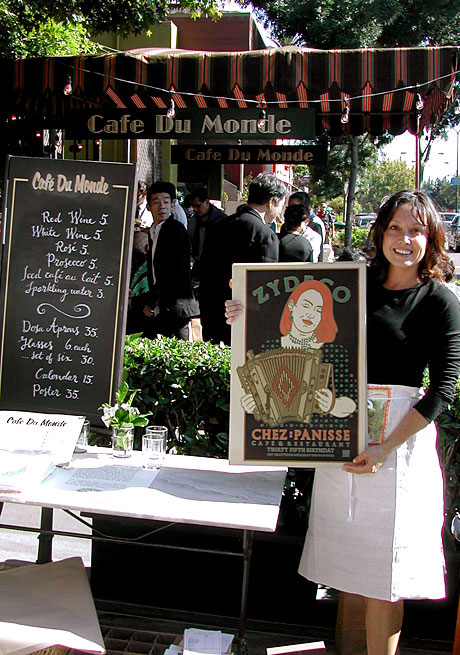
xmin=0 ymin=156 xmax=137 ymax=423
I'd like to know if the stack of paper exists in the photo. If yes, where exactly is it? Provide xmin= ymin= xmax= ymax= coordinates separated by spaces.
xmin=165 ymin=628 xmax=234 ymax=655
xmin=184 ymin=628 xmax=222 ymax=655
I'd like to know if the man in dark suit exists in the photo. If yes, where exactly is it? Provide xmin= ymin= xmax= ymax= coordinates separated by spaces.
xmin=142 ymin=181 xmax=198 ymax=340
xmin=215 ymin=172 xmax=287 ymax=344
xmin=188 ymin=186 xmax=229 ymax=344
xmin=228 ymin=172 xmax=286 ymax=267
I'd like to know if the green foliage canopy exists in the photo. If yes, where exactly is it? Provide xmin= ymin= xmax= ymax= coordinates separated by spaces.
xmin=423 ymin=176 xmax=459 ymax=212
xmin=247 ymin=0 xmax=460 ymax=48
xmin=357 ymin=159 xmax=415 ymax=212
xmin=0 ymin=0 xmax=221 ymax=57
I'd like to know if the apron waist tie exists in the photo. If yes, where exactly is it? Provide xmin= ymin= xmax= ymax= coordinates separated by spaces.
xmin=347 ymin=472 xmax=356 ymax=521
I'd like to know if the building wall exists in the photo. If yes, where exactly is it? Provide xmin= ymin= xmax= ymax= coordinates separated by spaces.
xmin=94 ymin=12 xmax=267 ymax=52
xmin=94 ymin=22 xmax=177 ymax=50
xmin=135 ymin=140 xmax=162 ymax=186
xmin=170 ymin=12 xmax=267 ymax=51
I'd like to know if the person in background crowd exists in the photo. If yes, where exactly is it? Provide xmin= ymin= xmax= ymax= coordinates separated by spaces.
xmin=183 ymin=194 xmax=194 ymax=221
xmin=126 ymin=181 xmax=152 ymax=333
xmin=218 ymin=172 xmax=287 ymax=344
xmin=228 ymin=172 xmax=287 ymax=264
xmin=135 ymin=180 xmax=153 ymax=228
xmin=278 ymin=204 xmax=313 ymax=262
xmin=126 ymin=226 xmax=150 ymax=334
xmin=317 ymin=201 xmax=335 ymax=240
xmin=142 ymin=181 xmax=198 ymax=340
xmin=289 ymin=191 xmax=325 ymax=260
xmin=286 ymin=192 xmax=322 ymax=261
xmin=188 ymin=185 xmax=229 ymax=343
xmin=163 ymin=181 xmax=188 ymax=229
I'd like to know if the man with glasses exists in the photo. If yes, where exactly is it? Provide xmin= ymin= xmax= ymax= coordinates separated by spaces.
xmin=188 ymin=186 xmax=228 ymax=343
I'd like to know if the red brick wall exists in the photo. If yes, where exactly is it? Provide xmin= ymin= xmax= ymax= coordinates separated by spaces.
xmin=170 ymin=13 xmax=266 ymax=51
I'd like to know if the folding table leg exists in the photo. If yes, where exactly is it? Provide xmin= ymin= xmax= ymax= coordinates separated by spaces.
xmin=37 ymin=507 xmax=54 ymax=563
xmin=238 ymin=530 xmax=254 ymax=655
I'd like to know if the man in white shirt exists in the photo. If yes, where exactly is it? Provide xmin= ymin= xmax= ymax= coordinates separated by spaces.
xmin=163 ymin=182 xmax=188 ymax=228
xmin=142 ymin=182 xmax=198 ymax=339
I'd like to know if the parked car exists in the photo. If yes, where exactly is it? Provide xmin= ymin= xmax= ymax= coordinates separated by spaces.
xmin=354 ymin=215 xmax=376 ymax=228
xmin=442 ymin=213 xmax=460 ymax=251
xmin=440 ymin=211 xmax=459 ymax=231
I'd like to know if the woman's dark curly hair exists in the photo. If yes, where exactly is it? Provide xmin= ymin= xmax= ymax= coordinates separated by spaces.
xmin=369 ymin=190 xmax=449 ymax=283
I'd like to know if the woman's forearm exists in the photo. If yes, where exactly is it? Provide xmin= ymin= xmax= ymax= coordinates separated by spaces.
xmin=381 ymin=407 xmax=429 ymax=456
xmin=342 ymin=407 xmax=429 ymax=474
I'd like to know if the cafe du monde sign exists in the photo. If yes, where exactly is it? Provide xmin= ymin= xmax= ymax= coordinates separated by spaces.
xmin=66 ymin=108 xmax=316 ymax=141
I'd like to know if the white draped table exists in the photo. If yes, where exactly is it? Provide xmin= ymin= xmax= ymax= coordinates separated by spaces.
xmin=0 ymin=448 xmax=287 ymax=653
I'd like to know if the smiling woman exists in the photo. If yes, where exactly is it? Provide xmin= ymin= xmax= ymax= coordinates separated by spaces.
xmin=300 ymin=190 xmax=460 ymax=655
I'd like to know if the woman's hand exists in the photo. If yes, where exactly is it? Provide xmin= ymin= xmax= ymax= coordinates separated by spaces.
xmin=143 ymin=304 xmax=154 ymax=317
xmin=342 ymin=443 xmax=389 ymax=474
xmin=225 ymin=299 xmax=244 ymax=324
xmin=240 ymin=393 xmax=256 ymax=414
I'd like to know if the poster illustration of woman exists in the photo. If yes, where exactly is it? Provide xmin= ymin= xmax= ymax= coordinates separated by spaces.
xmin=229 ymin=263 xmax=366 ymax=467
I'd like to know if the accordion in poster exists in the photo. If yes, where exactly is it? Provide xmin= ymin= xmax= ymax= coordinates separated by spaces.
xmin=229 ymin=263 xmax=367 ymax=467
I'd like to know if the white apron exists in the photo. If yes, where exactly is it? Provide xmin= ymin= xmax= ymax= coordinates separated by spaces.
xmin=298 ymin=384 xmax=446 ymax=602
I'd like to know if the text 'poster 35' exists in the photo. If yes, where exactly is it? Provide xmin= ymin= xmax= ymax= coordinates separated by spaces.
xmin=229 ymin=263 xmax=367 ymax=467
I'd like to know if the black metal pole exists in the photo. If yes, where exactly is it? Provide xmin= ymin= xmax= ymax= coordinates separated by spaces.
xmin=238 ymin=530 xmax=254 ymax=655
xmin=36 ymin=507 xmax=54 ymax=563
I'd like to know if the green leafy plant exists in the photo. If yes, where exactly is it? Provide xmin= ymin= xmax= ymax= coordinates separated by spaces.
xmin=123 ymin=334 xmax=230 ymax=456
xmin=332 ymin=226 xmax=370 ymax=248
xmin=99 ymin=381 xmax=152 ymax=430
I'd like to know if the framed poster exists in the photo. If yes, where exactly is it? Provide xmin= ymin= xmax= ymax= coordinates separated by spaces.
xmin=229 ymin=262 xmax=367 ymax=467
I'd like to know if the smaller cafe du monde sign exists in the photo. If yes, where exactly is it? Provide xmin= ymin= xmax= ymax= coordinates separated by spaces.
xmin=66 ymin=107 xmax=316 ymax=141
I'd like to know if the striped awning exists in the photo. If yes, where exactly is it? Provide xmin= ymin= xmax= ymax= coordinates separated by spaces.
xmin=2 ymin=45 xmax=458 ymax=137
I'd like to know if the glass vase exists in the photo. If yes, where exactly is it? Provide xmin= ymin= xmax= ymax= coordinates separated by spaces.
xmin=112 ymin=426 xmax=134 ymax=458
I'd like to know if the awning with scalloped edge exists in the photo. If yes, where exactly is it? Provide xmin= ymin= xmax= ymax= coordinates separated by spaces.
xmin=2 ymin=45 xmax=458 ymax=137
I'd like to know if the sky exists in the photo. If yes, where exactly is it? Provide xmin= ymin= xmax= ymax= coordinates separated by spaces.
xmin=382 ymin=128 xmax=460 ymax=182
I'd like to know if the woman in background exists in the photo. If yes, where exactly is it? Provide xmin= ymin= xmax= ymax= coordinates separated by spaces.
xmin=278 ymin=204 xmax=313 ymax=262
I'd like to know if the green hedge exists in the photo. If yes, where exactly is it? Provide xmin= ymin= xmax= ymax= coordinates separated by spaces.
xmin=123 ymin=334 xmax=230 ymax=457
